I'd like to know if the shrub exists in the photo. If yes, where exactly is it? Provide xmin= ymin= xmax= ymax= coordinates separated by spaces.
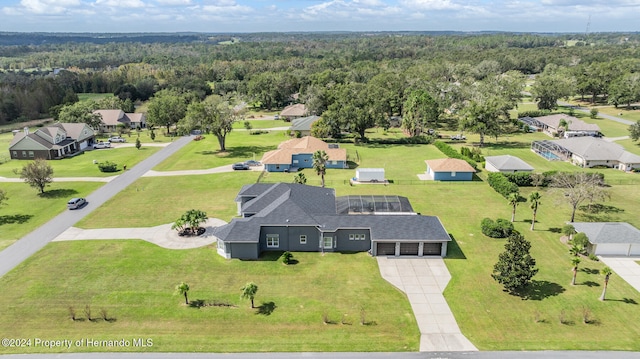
xmin=502 ymin=172 xmax=534 ymax=187
xmin=588 ymin=254 xmax=599 ymax=261
xmin=97 ymin=161 xmax=118 ymax=172
xmin=572 ymin=232 xmax=590 ymax=249
xmin=590 ymin=108 xmax=598 ymax=119
xmin=371 ymin=135 xmax=433 ymax=145
xmin=481 ymin=218 xmax=514 ymax=238
xmin=281 ymin=251 xmax=294 ymax=265
xmin=487 ymin=172 xmax=520 ymax=198
xmin=460 ymin=146 xmax=484 ymax=162
xmin=518 ymin=110 xmax=555 ymax=118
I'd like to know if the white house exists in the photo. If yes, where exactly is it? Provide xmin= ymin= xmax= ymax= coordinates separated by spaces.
xmin=485 ymin=155 xmax=534 ymax=173
xmin=571 ymin=222 xmax=640 ymax=256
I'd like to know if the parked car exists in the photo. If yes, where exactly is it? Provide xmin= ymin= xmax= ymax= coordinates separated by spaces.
xmin=108 ymin=136 xmax=126 ymax=143
xmin=450 ymin=134 xmax=466 ymax=140
xmin=93 ymin=141 xmax=111 ymax=149
xmin=244 ymin=160 xmax=261 ymax=167
xmin=67 ymin=197 xmax=86 ymax=210
xmin=232 ymin=162 xmax=250 ymax=170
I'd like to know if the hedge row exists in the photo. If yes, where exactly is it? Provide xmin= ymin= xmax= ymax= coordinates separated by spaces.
xmin=487 ymin=172 xmax=519 ymax=198
xmin=433 ymin=141 xmax=478 ymax=169
xmin=517 ymin=110 xmax=558 ymax=118
xmin=501 ymin=171 xmax=605 ymax=188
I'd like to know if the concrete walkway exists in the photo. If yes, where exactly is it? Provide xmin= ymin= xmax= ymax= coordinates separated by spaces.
xmin=598 ymin=256 xmax=640 ymax=293
xmin=376 ymin=257 xmax=477 ymax=352
xmin=604 ymin=136 xmax=630 ymax=142
xmin=53 ymin=218 xmax=226 ymax=249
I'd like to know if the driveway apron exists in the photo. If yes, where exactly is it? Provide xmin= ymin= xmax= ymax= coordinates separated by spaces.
xmin=376 ymin=257 xmax=477 ymax=352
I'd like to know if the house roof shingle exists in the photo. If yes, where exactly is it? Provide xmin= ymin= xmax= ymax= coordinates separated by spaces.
xmin=551 ymin=137 xmax=640 ymax=163
xmin=260 ymin=136 xmax=347 ymax=164
xmin=485 ymin=155 xmax=534 ymax=171
xmin=213 ymin=183 xmax=451 ymax=244
xmin=571 ymin=222 xmax=640 ymax=244
xmin=425 ymin=158 xmax=476 ymax=173
xmin=280 ymin=103 xmax=307 ymax=117
xmin=290 ymin=115 xmax=320 ymax=131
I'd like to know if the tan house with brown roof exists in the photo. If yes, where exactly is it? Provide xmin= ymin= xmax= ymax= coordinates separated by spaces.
xmin=261 ymin=136 xmax=347 ymax=172
xmin=425 ymin=158 xmax=476 ymax=181
xmin=94 ymin=109 xmax=146 ymax=133
xmin=8 ymin=123 xmax=96 ymax=160
xmin=279 ymin=104 xmax=307 ymax=121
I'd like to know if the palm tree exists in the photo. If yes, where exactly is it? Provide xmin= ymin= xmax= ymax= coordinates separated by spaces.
xmin=241 ymin=282 xmax=259 ymax=308
xmin=176 ymin=282 xmax=190 ymax=305
xmin=312 ymin=150 xmax=329 ymax=188
xmin=569 ymin=244 xmax=582 ymax=257
xmin=562 ymin=224 xmax=576 ymax=241
xmin=507 ymin=192 xmax=521 ymax=222
xmin=571 ymin=257 xmax=581 ymax=285
xmin=529 ymin=191 xmax=541 ymax=230
xmin=599 ymin=267 xmax=613 ymax=301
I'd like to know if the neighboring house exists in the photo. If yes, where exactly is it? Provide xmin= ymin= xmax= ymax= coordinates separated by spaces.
xmin=261 ymin=136 xmax=347 ymax=172
xmin=484 ymin=155 xmax=534 ymax=173
xmin=519 ymin=114 xmax=600 ymax=138
xmin=8 ymin=123 xmax=95 ymax=160
xmin=289 ymin=115 xmax=320 ymax=136
xmin=94 ymin=109 xmax=146 ymax=133
xmin=571 ymin=222 xmax=640 ymax=256
xmin=213 ymin=183 xmax=451 ymax=259
xmin=279 ymin=104 xmax=307 ymax=121
xmin=424 ymin=158 xmax=476 ymax=181
xmin=531 ymin=137 xmax=640 ymax=171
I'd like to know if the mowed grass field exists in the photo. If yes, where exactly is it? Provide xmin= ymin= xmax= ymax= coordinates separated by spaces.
xmin=2 ymin=121 xmax=640 ymax=352
xmin=0 ymin=244 xmax=418 ymax=353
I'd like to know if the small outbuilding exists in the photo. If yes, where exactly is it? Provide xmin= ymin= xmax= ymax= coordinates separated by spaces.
xmin=353 ymin=168 xmax=385 ymax=183
xmin=425 ymin=158 xmax=476 ymax=181
xmin=485 ymin=155 xmax=534 ymax=173
xmin=571 ymin=222 xmax=640 ymax=256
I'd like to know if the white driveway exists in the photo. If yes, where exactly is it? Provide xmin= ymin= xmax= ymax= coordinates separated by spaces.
xmin=376 ymin=257 xmax=477 ymax=352
xmin=598 ymin=256 xmax=640 ymax=293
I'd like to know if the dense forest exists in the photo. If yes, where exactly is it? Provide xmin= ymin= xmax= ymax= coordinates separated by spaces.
xmin=1 ymin=32 xmax=640 ymax=140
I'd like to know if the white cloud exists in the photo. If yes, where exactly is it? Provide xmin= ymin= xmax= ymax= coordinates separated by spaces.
xmin=155 ymin=0 xmax=192 ymax=5
xmin=399 ymin=0 xmax=462 ymax=11
xmin=300 ymin=0 xmax=400 ymax=20
xmin=19 ymin=0 xmax=82 ymax=14
xmin=94 ymin=0 xmax=146 ymax=8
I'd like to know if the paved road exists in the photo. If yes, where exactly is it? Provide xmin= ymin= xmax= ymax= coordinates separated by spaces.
xmin=0 ymin=135 xmax=193 ymax=279
xmin=1 ymin=352 xmax=639 ymax=359
xmin=558 ymin=101 xmax=634 ymax=126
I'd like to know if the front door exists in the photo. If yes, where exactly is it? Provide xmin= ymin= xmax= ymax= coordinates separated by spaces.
xmin=323 ymin=236 xmax=333 ymax=249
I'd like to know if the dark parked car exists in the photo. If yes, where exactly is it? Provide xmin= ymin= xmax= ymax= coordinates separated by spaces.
xmin=232 ymin=163 xmax=249 ymax=170
xmin=244 ymin=160 xmax=261 ymax=167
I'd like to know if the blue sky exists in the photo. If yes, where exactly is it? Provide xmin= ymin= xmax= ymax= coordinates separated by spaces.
xmin=1 ymin=0 xmax=638 ymax=33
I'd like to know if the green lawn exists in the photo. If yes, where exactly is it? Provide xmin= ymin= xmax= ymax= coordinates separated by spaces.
xmin=0 ymin=181 xmax=103 ymax=250
xmin=597 ymin=106 xmax=640 ymax=123
xmin=0 ymin=147 xmax=161 ymax=178
xmin=0 ymin=243 xmax=418 ymax=353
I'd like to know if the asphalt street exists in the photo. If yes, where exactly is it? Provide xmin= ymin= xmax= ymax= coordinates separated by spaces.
xmin=0 ymin=135 xmax=193 ymax=278
xmin=1 ymin=352 xmax=639 ymax=359
xmin=557 ymin=101 xmax=634 ymax=126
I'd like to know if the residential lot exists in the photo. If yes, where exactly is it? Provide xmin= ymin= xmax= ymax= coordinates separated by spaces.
xmin=1 ymin=120 xmax=640 ymax=352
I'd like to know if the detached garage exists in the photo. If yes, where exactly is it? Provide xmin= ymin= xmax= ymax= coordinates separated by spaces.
xmin=571 ymin=222 xmax=640 ymax=256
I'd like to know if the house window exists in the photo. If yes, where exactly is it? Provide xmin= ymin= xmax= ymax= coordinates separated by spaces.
xmin=275 ymin=165 xmax=280 ymax=170
xmin=28 ymin=151 xmax=34 ymax=158
xmin=451 ymin=171 xmax=456 ymax=177
xmin=349 ymin=234 xmax=355 ymax=241
xmin=300 ymin=235 xmax=307 ymax=244
xmin=21 ymin=151 xmax=26 ymax=157
xmin=266 ymin=234 xmax=279 ymax=248
xmin=331 ymin=161 xmax=337 ymax=165
xmin=12 ymin=151 xmax=17 ymax=157
xmin=358 ymin=234 xmax=366 ymax=241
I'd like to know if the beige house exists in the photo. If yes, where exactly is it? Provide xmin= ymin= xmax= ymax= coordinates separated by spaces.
xmin=279 ymin=104 xmax=307 ymax=121
xmin=94 ymin=109 xmax=146 ymax=133
xmin=8 ymin=123 xmax=95 ymax=160
xmin=520 ymin=114 xmax=600 ymax=137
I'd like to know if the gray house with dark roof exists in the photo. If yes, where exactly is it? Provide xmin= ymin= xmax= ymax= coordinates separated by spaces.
xmin=214 ymin=183 xmax=451 ymax=259
xmin=571 ymin=222 xmax=640 ymax=256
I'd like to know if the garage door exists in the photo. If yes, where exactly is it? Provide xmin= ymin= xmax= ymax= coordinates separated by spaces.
xmin=423 ymin=243 xmax=442 ymax=256
xmin=376 ymin=243 xmax=396 ymax=256
xmin=596 ymin=243 xmax=631 ymax=256
xmin=400 ymin=242 xmax=419 ymax=255
xmin=630 ymin=244 xmax=640 ymax=256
